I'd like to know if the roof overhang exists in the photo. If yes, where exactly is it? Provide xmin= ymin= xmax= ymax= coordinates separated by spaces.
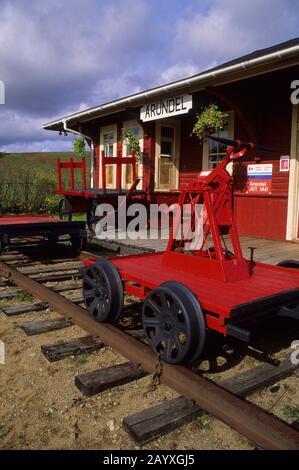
xmin=43 ymin=42 xmax=299 ymax=133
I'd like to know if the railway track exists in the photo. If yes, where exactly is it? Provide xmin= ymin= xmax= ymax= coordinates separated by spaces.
xmin=0 ymin=243 xmax=299 ymax=450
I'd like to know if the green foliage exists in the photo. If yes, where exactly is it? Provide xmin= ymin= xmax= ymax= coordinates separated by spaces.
xmin=121 ymin=129 xmax=142 ymax=163
xmin=40 ymin=194 xmax=61 ymax=215
xmin=0 ymin=151 xmax=90 ymax=215
xmin=16 ymin=291 xmax=34 ymax=302
xmin=74 ymin=354 xmax=89 ymax=365
xmin=191 ymin=104 xmax=228 ymax=142
xmin=73 ymin=136 xmax=86 ymax=158
xmin=282 ymin=406 xmax=299 ymax=420
xmin=195 ymin=413 xmax=211 ymax=430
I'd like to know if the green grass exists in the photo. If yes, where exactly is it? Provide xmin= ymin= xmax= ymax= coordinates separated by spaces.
xmin=15 ymin=291 xmax=34 ymax=303
xmin=282 ymin=406 xmax=299 ymax=420
xmin=74 ymin=354 xmax=90 ymax=365
xmin=0 ymin=151 xmax=92 ymax=214
xmin=0 ymin=151 xmax=91 ymax=187
xmin=71 ymin=213 xmax=87 ymax=222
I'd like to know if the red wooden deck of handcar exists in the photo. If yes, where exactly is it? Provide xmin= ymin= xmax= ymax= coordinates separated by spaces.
xmin=114 ymin=252 xmax=299 ymax=314
xmin=85 ymin=252 xmax=299 ymax=330
xmin=0 ymin=214 xmax=87 ymax=254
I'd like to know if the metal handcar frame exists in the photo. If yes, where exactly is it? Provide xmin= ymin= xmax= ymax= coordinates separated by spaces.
xmin=83 ymin=138 xmax=299 ymax=364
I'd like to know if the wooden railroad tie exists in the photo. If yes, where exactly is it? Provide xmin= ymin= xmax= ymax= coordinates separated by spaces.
xmin=41 ymin=335 xmax=105 ymax=362
xmin=2 ymin=295 xmax=83 ymax=316
xmin=32 ymin=272 xmax=82 ymax=283
xmin=123 ymin=354 xmax=299 ymax=445
xmin=13 ymin=257 xmax=78 ymax=268
xmin=21 ymin=317 xmax=74 ymax=336
xmin=21 ymin=264 xmax=82 ymax=276
xmin=75 ymin=362 xmax=147 ymax=396
xmin=0 ymin=273 xmax=81 ymax=287
xmin=0 ymin=283 xmax=81 ymax=302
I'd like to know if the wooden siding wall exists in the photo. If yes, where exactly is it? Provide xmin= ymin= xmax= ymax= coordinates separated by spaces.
xmin=226 ymin=68 xmax=294 ymax=240
xmin=179 ymin=113 xmax=203 ymax=186
xmin=81 ymin=65 xmax=297 ymax=240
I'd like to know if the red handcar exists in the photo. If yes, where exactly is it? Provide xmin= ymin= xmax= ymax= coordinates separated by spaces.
xmin=82 ymin=137 xmax=299 ymax=365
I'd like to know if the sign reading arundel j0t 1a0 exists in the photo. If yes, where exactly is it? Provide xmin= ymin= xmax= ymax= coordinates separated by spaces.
xmin=140 ymin=94 xmax=192 ymax=122
xmin=246 ymin=163 xmax=273 ymax=194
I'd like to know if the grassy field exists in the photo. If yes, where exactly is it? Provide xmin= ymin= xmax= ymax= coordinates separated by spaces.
xmin=0 ymin=151 xmax=91 ymax=183
xmin=0 ymin=151 xmax=91 ymax=215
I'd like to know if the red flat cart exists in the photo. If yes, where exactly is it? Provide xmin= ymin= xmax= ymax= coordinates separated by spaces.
xmin=82 ymin=138 xmax=299 ymax=365
xmin=54 ymin=151 xmax=146 ymax=232
xmin=0 ymin=214 xmax=87 ymax=254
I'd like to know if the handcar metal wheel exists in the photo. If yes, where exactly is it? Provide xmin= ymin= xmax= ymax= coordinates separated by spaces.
xmin=142 ymin=280 xmax=206 ymax=365
xmin=83 ymin=259 xmax=124 ymax=323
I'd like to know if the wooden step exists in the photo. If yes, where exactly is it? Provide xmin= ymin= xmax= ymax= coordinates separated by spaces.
xmin=41 ymin=335 xmax=104 ymax=362
xmin=75 ymin=362 xmax=147 ymax=396
xmin=21 ymin=317 xmax=73 ymax=336
xmin=123 ymin=354 xmax=299 ymax=444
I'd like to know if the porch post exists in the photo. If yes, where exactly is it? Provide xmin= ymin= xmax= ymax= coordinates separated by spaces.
xmin=286 ymin=105 xmax=299 ymax=240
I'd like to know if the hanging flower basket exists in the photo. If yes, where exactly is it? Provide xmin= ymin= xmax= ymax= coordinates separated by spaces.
xmin=191 ymin=104 xmax=228 ymax=143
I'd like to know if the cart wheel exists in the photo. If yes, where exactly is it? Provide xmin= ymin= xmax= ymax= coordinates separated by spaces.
xmin=83 ymin=259 xmax=124 ymax=323
xmin=277 ymin=260 xmax=299 ymax=269
xmin=59 ymin=198 xmax=72 ymax=221
xmin=142 ymin=281 xmax=206 ymax=365
xmin=70 ymin=235 xmax=86 ymax=255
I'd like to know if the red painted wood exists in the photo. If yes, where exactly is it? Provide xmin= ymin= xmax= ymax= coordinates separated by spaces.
xmin=142 ymin=122 xmax=155 ymax=192
xmin=233 ymin=195 xmax=288 ymax=240
xmin=94 ymin=145 xmax=100 ymax=188
xmin=82 ymin=157 xmax=87 ymax=190
xmin=179 ymin=114 xmax=202 ymax=187
xmin=70 ymin=157 xmax=75 ymax=191
xmin=56 ymin=157 xmax=62 ymax=192
xmin=0 ymin=215 xmax=65 ymax=225
xmin=101 ymin=150 xmax=106 ymax=194
xmin=85 ymin=252 xmax=299 ymax=327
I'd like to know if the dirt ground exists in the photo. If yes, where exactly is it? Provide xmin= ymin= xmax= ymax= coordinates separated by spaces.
xmin=0 ymin=259 xmax=298 ymax=450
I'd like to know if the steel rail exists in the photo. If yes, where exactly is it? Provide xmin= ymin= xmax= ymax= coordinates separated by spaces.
xmin=0 ymin=258 xmax=298 ymax=450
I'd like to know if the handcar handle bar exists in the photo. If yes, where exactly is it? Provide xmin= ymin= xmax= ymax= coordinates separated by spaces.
xmin=208 ymin=135 xmax=275 ymax=153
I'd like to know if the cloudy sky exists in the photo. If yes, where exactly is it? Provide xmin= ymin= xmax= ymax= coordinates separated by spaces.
xmin=0 ymin=0 xmax=298 ymax=152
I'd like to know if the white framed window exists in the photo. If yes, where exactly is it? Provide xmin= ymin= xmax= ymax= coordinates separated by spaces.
xmin=99 ymin=124 xmax=117 ymax=189
xmin=203 ymin=111 xmax=234 ymax=174
xmin=122 ymin=119 xmax=143 ymax=190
